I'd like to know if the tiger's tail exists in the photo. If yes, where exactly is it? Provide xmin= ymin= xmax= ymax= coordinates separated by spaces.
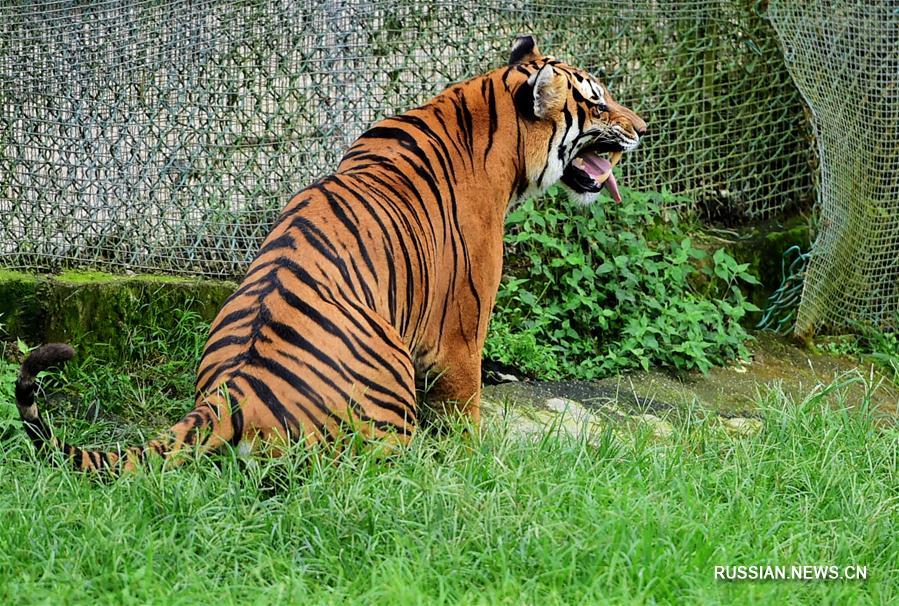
xmin=15 ymin=343 xmax=239 ymax=473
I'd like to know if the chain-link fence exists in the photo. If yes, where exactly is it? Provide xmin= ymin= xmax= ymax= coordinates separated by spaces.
xmin=1 ymin=0 xmax=813 ymax=278
xmin=770 ymin=1 xmax=899 ymax=337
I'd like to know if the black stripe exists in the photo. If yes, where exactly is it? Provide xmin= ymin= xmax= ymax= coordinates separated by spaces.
xmin=513 ymin=80 xmax=537 ymax=121
xmin=238 ymin=371 xmax=307 ymax=440
xmin=355 ymin=168 xmax=439 ymax=256
xmin=484 ymin=77 xmax=498 ymax=167
xmin=248 ymin=356 xmax=341 ymax=427
xmin=455 ymin=93 xmax=475 ymax=160
xmin=259 ymin=350 xmax=409 ymax=434
xmin=314 ymin=273 xmax=413 ymax=376
xmin=202 ymin=333 xmax=252 ymax=358
xmin=430 ymin=107 xmax=468 ymax=170
xmin=450 ymin=98 xmax=472 ymax=165
xmin=269 ymin=288 xmax=412 ymax=396
xmin=392 ymin=114 xmax=458 ymax=183
xmin=315 ymin=182 xmax=379 ymax=282
xmin=535 ymin=119 xmax=558 ymax=187
xmin=256 ymin=232 xmax=297 ymax=257
xmin=288 ymin=215 xmax=368 ymax=304
xmin=212 ymin=305 xmax=257 ymax=331
xmin=332 ymin=178 xmax=425 ymax=339
xmin=274 ymin=256 xmax=376 ymax=340
xmin=559 ymin=106 xmax=574 ymax=161
xmin=333 ymin=183 xmax=400 ymax=326
xmin=229 ymin=406 xmax=244 ymax=447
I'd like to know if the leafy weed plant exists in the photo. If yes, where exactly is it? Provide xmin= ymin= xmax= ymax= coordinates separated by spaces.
xmin=820 ymin=319 xmax=899 ymax=380
xmin=486 ymin=187 xmax=759 ymax=379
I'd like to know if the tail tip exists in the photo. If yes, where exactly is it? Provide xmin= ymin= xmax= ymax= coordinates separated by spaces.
xmin=21 ymin=343 xmax=76 ymax=379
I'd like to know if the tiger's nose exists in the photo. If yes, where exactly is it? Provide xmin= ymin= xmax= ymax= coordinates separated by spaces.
xmin=632 ymin=114 xmax=647 ymax=137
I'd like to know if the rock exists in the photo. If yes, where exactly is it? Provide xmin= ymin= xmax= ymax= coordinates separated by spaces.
xmin=482 ymin=396 xmax=606 ymax=444
xmin=721 ymin=417 xmax=763 ymax=437
xmin=634 ymin=413 xmax=674 ymax=438
xmin=544 ymin=397 xmax=583 ymax=415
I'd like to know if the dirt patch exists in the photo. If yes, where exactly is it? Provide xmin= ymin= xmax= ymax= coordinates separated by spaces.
xmin=482 ymin=332 xmax=898 ymax=439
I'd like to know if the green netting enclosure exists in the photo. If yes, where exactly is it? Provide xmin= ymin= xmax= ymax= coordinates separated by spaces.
xmin=1 ymin=0 xmax=814 ymax=278
xmin=770 ymin=1 xmax=899 ymax=337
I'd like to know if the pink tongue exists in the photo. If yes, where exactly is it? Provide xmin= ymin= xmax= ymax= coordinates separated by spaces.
xmin=604 ymin=172 xmax=621 ymax=203
xmin=580 ymin=153 xmax=622 ymax=203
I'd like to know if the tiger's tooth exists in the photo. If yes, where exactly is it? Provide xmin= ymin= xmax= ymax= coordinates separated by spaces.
xmin=608 ymin=151 xmax=623 ymax=168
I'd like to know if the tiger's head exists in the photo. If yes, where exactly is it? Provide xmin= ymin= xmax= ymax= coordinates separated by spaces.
xmin=509 ymin=35 xmax=646 ymax=205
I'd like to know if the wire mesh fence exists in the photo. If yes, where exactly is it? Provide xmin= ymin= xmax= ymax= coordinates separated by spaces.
xmin=1 ymin=0 xmax=814 ymax=279
xmin=770 ymin=1 xmax=899 ymax=337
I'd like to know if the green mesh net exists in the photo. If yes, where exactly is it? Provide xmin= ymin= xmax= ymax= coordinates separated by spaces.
xmin=770 ymin=1 xmax=899 ymax=337
xmin=1 ymin=1 xmax=814 ymax=278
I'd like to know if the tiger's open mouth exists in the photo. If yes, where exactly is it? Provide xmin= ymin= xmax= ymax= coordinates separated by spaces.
xmin=561 ymin=148 xmax=624 ymax=202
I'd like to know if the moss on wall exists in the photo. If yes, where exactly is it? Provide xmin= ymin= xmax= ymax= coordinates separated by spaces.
xmin=0 ymin=272 xmax=237 ymax=361
xmin=719 ymin=216 xmax=812 ymax=313
xmin=0 ymin=271 xmax=41 ymax=342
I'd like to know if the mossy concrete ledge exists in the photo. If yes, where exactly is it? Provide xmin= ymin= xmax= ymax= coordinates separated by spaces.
xmin=0 ymin=270 xmax=237 ymax=360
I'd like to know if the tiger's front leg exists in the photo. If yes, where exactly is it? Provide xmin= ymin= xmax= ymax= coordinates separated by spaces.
xmin=421 ymin=223 xmax=501 ymax=431
xmin=424 ymin=347 xmax=483 ymax=428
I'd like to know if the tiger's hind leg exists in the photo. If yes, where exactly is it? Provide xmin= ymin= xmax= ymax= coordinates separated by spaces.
xmin=420 ymin=348 xmax=482 ymax=433
xmin=334 ymin=311 xmax=419 ymax=454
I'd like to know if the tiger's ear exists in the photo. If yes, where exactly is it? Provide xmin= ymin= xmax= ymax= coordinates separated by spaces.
xmin=509 ymin=35 xmax=542 ymax=65
xmin=529 ymin=64 xmax=565 ymax=119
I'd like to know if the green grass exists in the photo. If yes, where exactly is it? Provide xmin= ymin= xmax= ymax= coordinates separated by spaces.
xmin=0 ymin=364 xmax=896 ymax=604
xmin=0 ymin=311 xmax=896 ymax=604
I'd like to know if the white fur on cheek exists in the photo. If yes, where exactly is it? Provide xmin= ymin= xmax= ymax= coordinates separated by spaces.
xmin=560 ymin=182 xmax=601 ymax=206
xmin=527 ymin=107 xmax=581 ymax=197
xmin=523 ymin=123 xmax=567 ymax=199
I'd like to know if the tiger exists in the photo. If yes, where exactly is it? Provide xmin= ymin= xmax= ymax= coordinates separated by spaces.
xmin=15 ymin=35 xmax=646 ymax=472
